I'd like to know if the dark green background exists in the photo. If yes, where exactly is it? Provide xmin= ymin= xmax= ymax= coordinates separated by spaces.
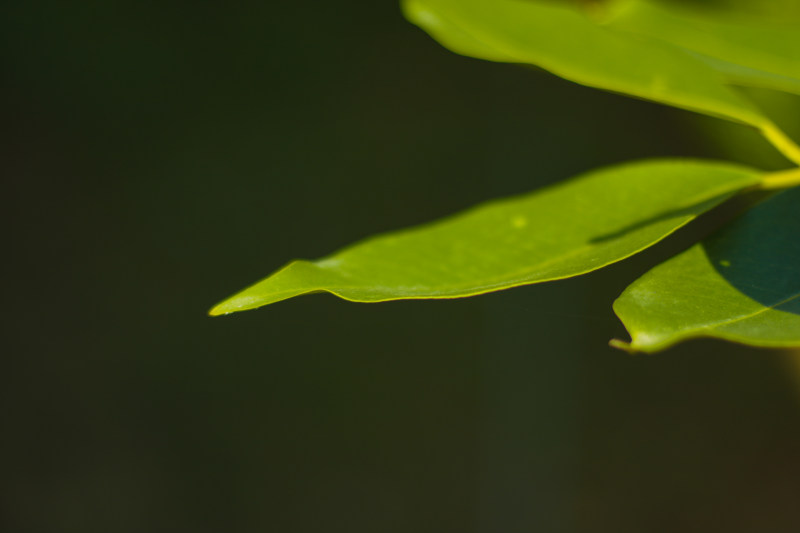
xmin=4 ymin=1 xmax=800 ymax=531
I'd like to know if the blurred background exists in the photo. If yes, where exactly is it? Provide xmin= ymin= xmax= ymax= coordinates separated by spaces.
xmin=3 ymin=1 xmax=800 ymax=531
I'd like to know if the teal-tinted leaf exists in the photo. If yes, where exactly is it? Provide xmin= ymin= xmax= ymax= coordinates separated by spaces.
xmin=402 ymin=0 xmax=767 ymax=128
xmin=210 ymin=160 xmax=760 ymax=315
xmin=605 ymin=0 xmax=800 ymax=95
xmin=613 ymin=187 xmax=800 ymax=353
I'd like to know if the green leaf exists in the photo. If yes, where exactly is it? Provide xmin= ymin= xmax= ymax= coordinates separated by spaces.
xmin=400 ymin=0 xmax=516 ymax=63
xmin=402 ymin=0 xmax=800 ymax=164
xmin=402 ymin=0 xmax=767 ymax=128
xmin=605 ymin=0 xmax=800 ymax=96
xmin=210 ymin=160 xmax=760 ymax=316
xmin=613 ymin=187 xmax=800 ymax=353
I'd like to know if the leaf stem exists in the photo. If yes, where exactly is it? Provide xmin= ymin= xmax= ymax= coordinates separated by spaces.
xmin=761 ymin=122 xmax=800 ymax=166
xmin=761 ymin=167 xmax=800 ymax=190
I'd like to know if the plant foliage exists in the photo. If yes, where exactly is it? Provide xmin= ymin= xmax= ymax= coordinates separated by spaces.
xmin=211 ymin=0 xmax=800 ymax=353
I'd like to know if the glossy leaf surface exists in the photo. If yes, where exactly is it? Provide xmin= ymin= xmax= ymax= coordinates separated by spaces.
xmin=402 ymin=0 xmax=767 ymax=127
xmin=613 ymin=187 xmax=800 ymax=353
xmin=210 ymin=160 xmax=760 ymax=315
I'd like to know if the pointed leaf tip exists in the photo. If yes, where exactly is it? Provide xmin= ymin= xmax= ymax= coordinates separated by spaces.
xmin=213 ymin=159 xmax=761 ymax=315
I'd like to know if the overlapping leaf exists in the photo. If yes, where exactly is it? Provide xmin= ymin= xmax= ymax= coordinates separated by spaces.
xmin=402 ymin=0 xmax=767 ymax=126
xmin=605 ymin=0 xmax=800 ymax=95
xmin=403 ymin=0 xmax=800 ymax=163
xmin=210 ymin=160 xmax=760 ymax=315
xmin=613 ymin=187 xmax=800 ymax=353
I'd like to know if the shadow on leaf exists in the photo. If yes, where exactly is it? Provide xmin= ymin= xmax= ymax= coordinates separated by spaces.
xmin=704 ymin=187 xmax=800 ymax=316
xmin=590 ymin=192 xmax=739 ymax=244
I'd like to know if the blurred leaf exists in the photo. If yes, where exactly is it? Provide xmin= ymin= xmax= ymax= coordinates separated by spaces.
xmin=690 ymin=87 xmax=800 ymax=169
xmin=402 ymin=0 xmax=767 ymax=127
xmin=401 ymin=1 xmax=517 ymax=62
xmin=613 ymin=187 xmax=800 ymax=353
xmin=658 ymin=0 xmax=800 ymax=26
xmin=210 ymin=160 xmax=760 ymax=315
xmin=606 ymin=0 xmax=800 ymax=95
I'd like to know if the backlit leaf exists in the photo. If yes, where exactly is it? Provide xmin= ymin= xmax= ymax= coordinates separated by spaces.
xmin=210 ymin=160 xmax=760 ymax=315
xmin=605 ymin=0 xmax=800 ymax=95
xmin=402 ymin=0 xmax=768 ymax=127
